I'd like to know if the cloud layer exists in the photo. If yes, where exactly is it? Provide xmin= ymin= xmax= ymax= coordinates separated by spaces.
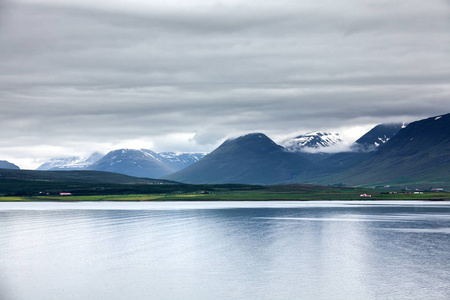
xmin=1 ymin=0 xmax=450 ymax=168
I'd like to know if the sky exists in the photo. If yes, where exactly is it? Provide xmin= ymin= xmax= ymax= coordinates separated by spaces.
xmin=1 ymin=0 xmax=450 ymax=169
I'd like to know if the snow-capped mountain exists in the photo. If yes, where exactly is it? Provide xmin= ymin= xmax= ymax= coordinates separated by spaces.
xmin=282 ymin=131 xmax=342 ymax=152
xmin=86 ymin=149 xmax=206 ymax=178
xmin=38 ymin=149 xmax=205 ymax=178
xmin=87 ymin=149 xmax=171 ymax=178
xmin=37 ymin=152 xmax=104 ymax=170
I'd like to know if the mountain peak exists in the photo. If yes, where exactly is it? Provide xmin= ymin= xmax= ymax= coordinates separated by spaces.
xmin=282 ymin=131 xmax=342 ymax=152
xmin=224 ymin=133 xmax=284 ymax=153
xmin=234 ymin=133 xmax=273 ymax=142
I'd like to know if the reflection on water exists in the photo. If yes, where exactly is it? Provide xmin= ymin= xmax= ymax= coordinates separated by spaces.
xmin=0 ymin=201 xmax=449 ymax=300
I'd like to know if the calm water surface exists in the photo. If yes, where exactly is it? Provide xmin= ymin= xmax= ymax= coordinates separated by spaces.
xmin=0 ymin=201 xmax=449 ymax=300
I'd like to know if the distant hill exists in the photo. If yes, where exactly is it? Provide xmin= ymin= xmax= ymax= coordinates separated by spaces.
xmin=352 ymin=123 xmax=404 ymax=152
xmin=0 ymin=160 xmax=20 ymax=170
xmin=0 ymin=169 xmax=267 ymax=197
xmin=0 ymin=169 xmax=173 ymax=184
xmin=165 ymin=133 xmax=313 ymax=184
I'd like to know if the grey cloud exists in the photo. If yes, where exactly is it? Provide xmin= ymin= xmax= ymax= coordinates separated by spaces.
xmin=1 ymin=0 xmax=450 ymax=168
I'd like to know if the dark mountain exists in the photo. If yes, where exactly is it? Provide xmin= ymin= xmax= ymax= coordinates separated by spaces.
xmin=0 ymin=160 xmax=20 ymax=170
xmin=352 ymin=123 xmax=405 ymax=152
xmin=298 ymin=114 xmax=450 ymax=188
xmin=165 ymin=133 xmax=313 ymax=184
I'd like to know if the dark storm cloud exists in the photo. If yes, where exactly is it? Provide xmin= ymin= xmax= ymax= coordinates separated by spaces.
xmin=1 ymin=0 xmax=450 ymax=167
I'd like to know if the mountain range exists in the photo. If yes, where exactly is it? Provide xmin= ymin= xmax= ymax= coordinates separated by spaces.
xmin=2 ymin=113 xmax=448 ymax=189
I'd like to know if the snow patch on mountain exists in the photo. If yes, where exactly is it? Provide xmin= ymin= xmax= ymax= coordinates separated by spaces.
xmin=352 ymin=123 xmax=405 ymax=152
xmin=374 ymin=135 xmax=392 ymax=147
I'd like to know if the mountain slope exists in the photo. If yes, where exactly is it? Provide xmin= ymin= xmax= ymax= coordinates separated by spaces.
xmin=0 ymin=160 xmax=20 ymax=170
xmin=165 ymin=133 xmax=313 ymax=184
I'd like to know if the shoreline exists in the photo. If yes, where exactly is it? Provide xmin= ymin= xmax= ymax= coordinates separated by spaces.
xmin=0 ymin=198 xmax=448 ymax=202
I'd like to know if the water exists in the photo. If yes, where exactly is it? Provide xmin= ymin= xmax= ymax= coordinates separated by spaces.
xmin=0 ymin=201 xmax=449 ymax=300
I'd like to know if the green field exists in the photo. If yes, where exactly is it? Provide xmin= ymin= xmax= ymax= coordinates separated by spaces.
xmin=0 ymin=185 xmax=448 ymax=202
xmin=1 ymin=169 xmax=448 ymax=202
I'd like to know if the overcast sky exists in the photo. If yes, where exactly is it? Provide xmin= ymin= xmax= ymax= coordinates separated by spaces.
xmin=1 ymin=0 xmax=450 ymax=169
